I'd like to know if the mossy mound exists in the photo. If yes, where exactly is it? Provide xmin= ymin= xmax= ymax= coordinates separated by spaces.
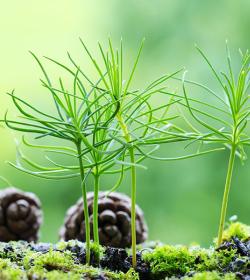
xmin=0 ymin=222 xmax=249 ymax=280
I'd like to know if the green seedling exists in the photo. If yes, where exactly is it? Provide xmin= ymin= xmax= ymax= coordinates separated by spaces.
xmin=4 ymin=52 xmax=121 ymax=263
xmin=4 ymin=39 xmax=224 ymax=268
xmin=169 ymin=44 xmax=250 ymax=246
xmin=80 ymin=39 xmax=223 ymax=267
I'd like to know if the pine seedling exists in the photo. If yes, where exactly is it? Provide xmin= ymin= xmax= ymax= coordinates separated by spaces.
xmin=4 ymin=53 xmax=120 ymax=263
xmin=81 ymin=39 xmax=223 ymax=267
xmin=169 ymin=45 xmax=250 ymax=246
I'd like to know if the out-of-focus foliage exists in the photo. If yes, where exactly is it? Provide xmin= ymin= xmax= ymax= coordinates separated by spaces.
xmin=0 ymin=0 xmax=249 ymax=244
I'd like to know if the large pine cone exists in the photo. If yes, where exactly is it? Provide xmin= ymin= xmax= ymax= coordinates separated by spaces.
xmin=59 ymin=192 xmax=148 ymax=248
xmin=0 ymin=187 xmax=43 ymax=242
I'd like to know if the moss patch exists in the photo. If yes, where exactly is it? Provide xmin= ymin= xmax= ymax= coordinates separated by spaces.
xmin=183 ymin=271 xmax=237 ymax=280
xmin=221 ymin=222 xmax=250 ymax=242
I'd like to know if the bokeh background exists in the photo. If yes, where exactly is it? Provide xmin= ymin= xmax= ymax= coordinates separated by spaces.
xmin=0 ymin=0 xmax=249 ymax=246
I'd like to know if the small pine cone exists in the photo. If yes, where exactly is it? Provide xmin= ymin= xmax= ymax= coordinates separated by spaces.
xmin=0 ymin=187 xmax=43 ymax=242
xmin=60 ymin=192 xmax=148 ymax=248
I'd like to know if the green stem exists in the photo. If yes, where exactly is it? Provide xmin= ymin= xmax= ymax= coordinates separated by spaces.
xmin=76 ymin=142 xmax=91 ymax=264
xmin=129 ymin=147 xmax=137 ymax=268
xmin=93 ymin=172 xmax=100 ymax=262
xmin=117 ymin=114 xmax=137 ymax=267
xmin=217 ymin=144 xmax=236 ymax=246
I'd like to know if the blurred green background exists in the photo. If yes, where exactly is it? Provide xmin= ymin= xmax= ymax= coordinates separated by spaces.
xmin=0 ymin=0 xmax=249 ymax=246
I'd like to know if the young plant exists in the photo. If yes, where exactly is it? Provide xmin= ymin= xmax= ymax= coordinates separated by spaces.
xmin=4 ymin=39 xmax=224 ymax=268
xmin=80 ymin=39 xmax=223 ymax=267
xmin=168 ymin=45 xmax=250 ymax=246
xmin=4 ymin=53 xmax=120 ymax=263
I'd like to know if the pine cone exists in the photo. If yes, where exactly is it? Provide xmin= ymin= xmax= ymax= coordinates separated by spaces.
xmin=0 ymin=187 xmax=43 ymax=242
xmin=60 ymin=192 xmax=148 ymax=248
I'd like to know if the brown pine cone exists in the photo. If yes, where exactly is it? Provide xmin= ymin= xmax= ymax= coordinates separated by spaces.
xmin=0 ymin=187 xmax=43 ymax=242
xmin=59 ymin=192 xmax=148 ymax=248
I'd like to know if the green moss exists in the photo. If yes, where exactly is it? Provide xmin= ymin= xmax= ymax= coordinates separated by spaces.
xmin=27 ymin=270 xmax=81 ymax=280
xmin=143 ymin=245 xmax=196 ymax=278
xmin=0 ymin=237 xmax=245 ymax=280
xmin=20 ymin=248 xmax=138 ymax=280
xmin=90 ymin=241 xmax=105 ymax=260
xmin=0 ymin=259 xmax=26 ymax=280
xmin=214 ymin=249 xmax=237 ymax=269
xmin=222 ymin=222 xmax=250 ymax=242
xmin=23 ymin=249 xmax=75 ymax=271
xmin=123 ymin=269 xmax=139 ymax=280
xmin=143 ymin=243 xmax=239 ymax=279
xmin=56 ymin=240 xmax=105 ymax=261
xmin=0 ymin=270 xmax=26 ymax=280
xmin=0 ymin=258 xmax=10 ymax=270
xmin=183 ymin=271 xmax=236 ymax=280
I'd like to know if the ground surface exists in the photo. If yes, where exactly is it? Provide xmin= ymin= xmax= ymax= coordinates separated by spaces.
xmin=0 ymin=222 xmax=249 ymax=280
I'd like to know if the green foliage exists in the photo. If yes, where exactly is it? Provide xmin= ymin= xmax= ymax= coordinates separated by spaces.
xmin=4 ymin=39 xmax=222 ymax=267
xmin=4 ymin=38 xmax=249 ymax=266
xmin=80 ymin=39 xmax=223 ymax=267
xmin=172 ymin=45 xmax=250 ymax=246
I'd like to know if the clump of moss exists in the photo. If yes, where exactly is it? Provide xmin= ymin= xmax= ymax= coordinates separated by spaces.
xmin=56 ymin=239 xmax=104 ymax=264
xmin=90 ymin=241 xmax=105 ymax=260
xmin=221 ymin=222 xmax=250 ymax=242
xmin=24 ymin=249 xmax=75 ymax=272
xmin=142 ymin=243 xmax=240 ymax=279
xmin=28 ymin=270 xmax=81 ymax=280
xmin=0 ymin=259 xmax=26 ymax=280
xmin=183 ymin=271 xmax=236 ymax=280
xmin=143 ymin=245 xmax=196 ymax=278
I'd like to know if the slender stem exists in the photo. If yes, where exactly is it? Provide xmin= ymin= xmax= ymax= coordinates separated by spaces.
xmin=76 ymin=142 xmax=91 ymax=264
xmin=129 ymin=147 xmax=137 ymax=268
xmin=117 ymin=113 xmax=137 ymax=267
xmin=217 ymin=144 xmax=236 ymax=246
xmin=93 ymin=171 xmax=100 ymax=261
